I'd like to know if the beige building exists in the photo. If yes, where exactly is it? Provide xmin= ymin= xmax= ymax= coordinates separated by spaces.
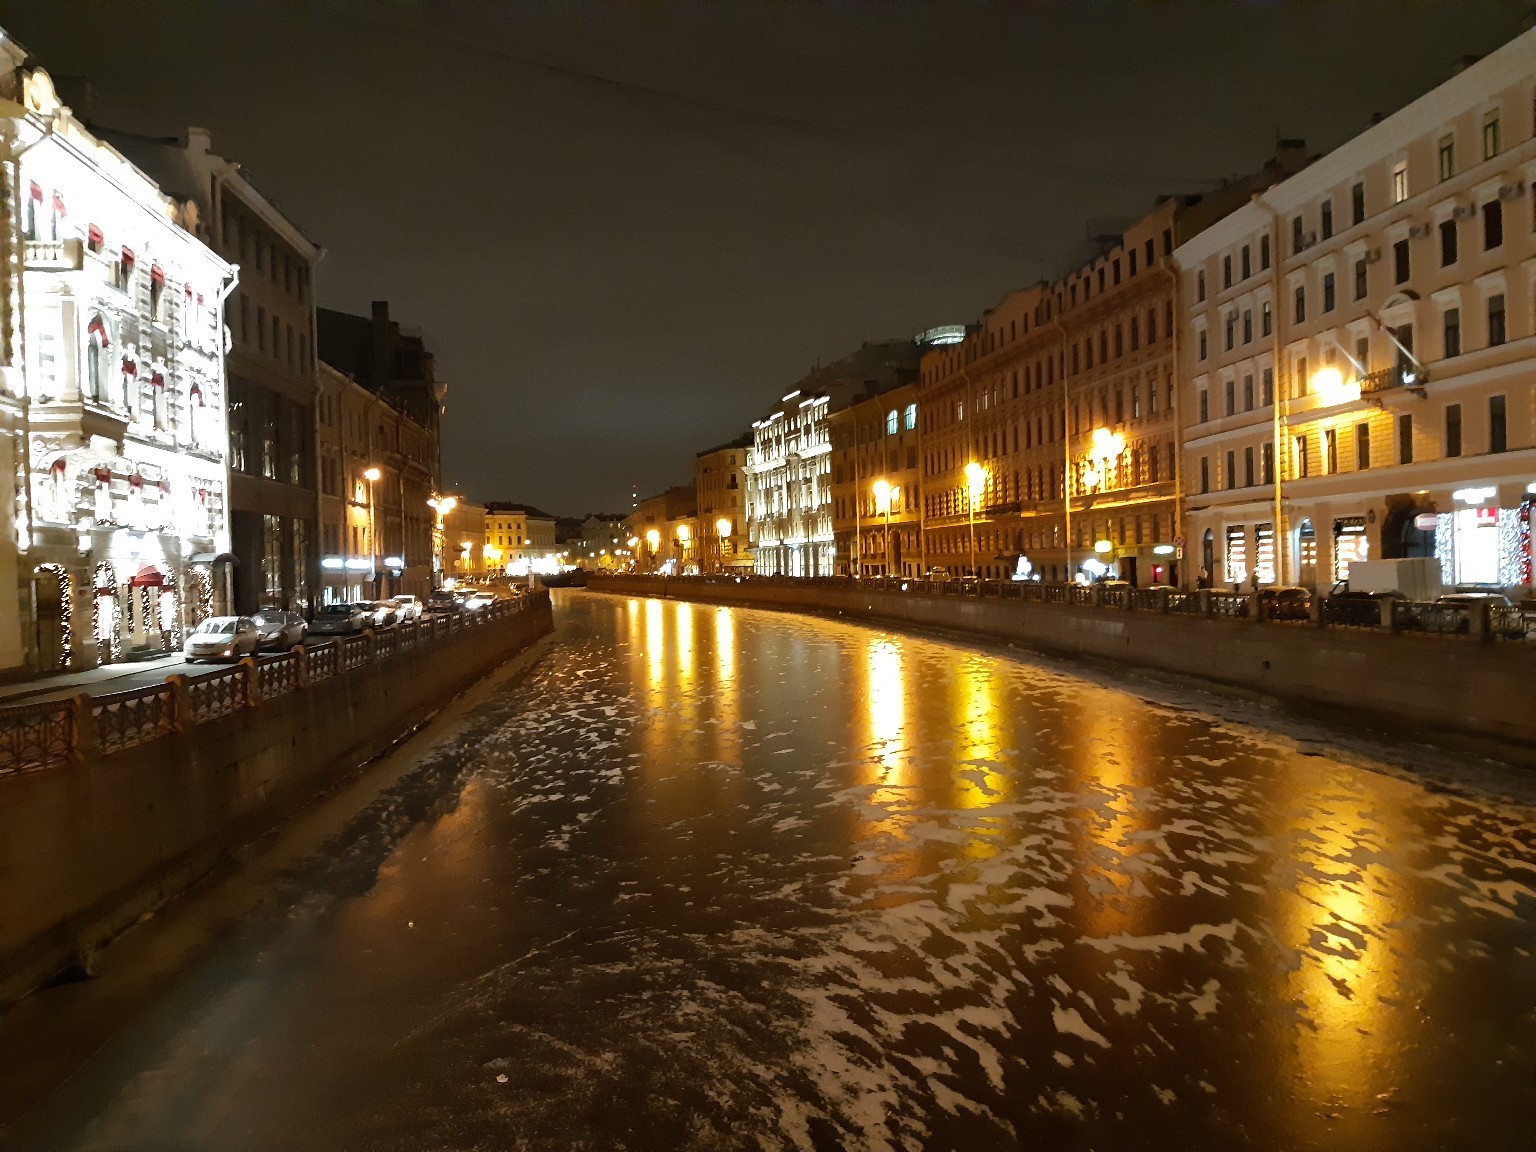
xmin=627 ymin=485 xmax=697 ymax=573
xmin=694 ymin=436 xmax=751 ymax=573
xmin=484 ymin=502 xmax=558 ymax=576
xmin=440 ymin=497 xmax=489 ymax=580
xmin=315 ymin=361 xmax=437 ymax=603
xmin=1180 ymin=32 xmax=1536 ymax=593
xmin=830 ymin=381 xmax=920 ymax=577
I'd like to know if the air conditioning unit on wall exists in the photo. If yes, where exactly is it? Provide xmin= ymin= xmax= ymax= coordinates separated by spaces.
xmin=1407 ymin=223 xmax=1431 ymax=239
xmin=1452 ymin=203 xmax=1477 ymax=220
xmin=1498 ymin=181 xmax=1527 ymax=201
xmin=1362 ymin=247 xmax=1383 ymax=263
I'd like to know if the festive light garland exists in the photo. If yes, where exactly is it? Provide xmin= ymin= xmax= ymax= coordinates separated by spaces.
xmin=94 ymin=562 xmax=120 ymax=663
xmin=34 ymin=563 xmax=71 ymax=671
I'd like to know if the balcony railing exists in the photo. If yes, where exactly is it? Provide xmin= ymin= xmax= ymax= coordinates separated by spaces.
xmin=24 ymin=239 xmax=83 ymax=271
xmin=1358 ymin=364 xmax=1429 ymax=397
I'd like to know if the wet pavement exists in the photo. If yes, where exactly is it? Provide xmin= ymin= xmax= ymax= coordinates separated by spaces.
xmin=3 ymin=590 xmax=1535 ymax=1151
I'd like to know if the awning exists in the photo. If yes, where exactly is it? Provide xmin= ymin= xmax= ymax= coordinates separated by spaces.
xmin=87 ymin=223 xmax=103 ymax=248
xmin=149 ymin=265 xmax=164 ymax=285
xmin=28 ymin=182 xmax=41 ymax=202
xmin=128 ymin=564 xmax=165 ymax=587
xmin=120 ymin=246 xmax=135 ymax=266
xmin=87 ymin=317 xmax=109 ymax=346
xmin=150 ymin=371 xmax=165 ymax=388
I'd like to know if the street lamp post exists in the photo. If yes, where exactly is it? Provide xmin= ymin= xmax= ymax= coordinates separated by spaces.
xmin=715 ymin=517 xmax=732 ymax=574
xmin=645 ymin=528 xmax=661 ymax=572
xmin=963 ymin=461 xmax=986 ymax=578
xmin=872 ymin=478 xmax=894 ymax=579
xmin=427 ymin=495 xmax=457 ymax=589
xmin=364 ymin=466 xmax=381 ymax=597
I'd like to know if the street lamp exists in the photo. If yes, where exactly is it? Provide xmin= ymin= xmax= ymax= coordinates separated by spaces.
xmin=364 ymin=466 xmax=381 ymax=596
xmin=963 ymin=461 xmax=987 ymax=578
xmin=645 ymin=528 xmax=661 ymax=571
xmin=676 ymin=523 xmax=691 ymax=573
xmin=872 ymin=478 xmax=895 ymax=579
xmin=427 ymin=495 xmax=457 ymax=587
xmin=715 ymin=516 xmax=732 ymax=574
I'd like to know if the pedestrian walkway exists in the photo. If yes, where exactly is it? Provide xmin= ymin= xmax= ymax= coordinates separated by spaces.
xmin=0 ymin=654 xmax=191 ymax=708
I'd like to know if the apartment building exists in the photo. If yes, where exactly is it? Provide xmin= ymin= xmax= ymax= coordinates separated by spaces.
xmin=1180 ymin=32 xmax=1536 ymax=592
xmin=694 ymin=435 xmax=752 ymax=573
xmin=626 ymin=486 xmax=697 ymax=573
xmin=748 ymin=341 xmax=921 ymax=577
xmin=830 ymin=381 xmax=920 ymax=577
xmin=485 ymin=502 xmax=559 ymax=576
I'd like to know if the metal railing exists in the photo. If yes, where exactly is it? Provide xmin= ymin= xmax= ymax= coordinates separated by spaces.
xmin=608 ymin=575 xmax=1536 ymax=648
xmin=0 ymin=699 xmax=74 ymax=776
xmin=0 ymin=594 xmax=545 ymax=777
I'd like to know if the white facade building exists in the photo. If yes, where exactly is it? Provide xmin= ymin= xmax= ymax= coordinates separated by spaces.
xmin=1 ymin=47 xmax=235 ymax=672
xmin=1179 ymin=30 xmax=1536 ymax=594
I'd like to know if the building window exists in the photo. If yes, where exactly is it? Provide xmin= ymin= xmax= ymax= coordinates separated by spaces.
xmin=1391 ymin=162 xmax=1408 ymax=204
xmin=1322 ymin=272 xmax=1336 ymax=313
xmin=1483 ymin=113 xmax=1500 ymax=160
xmin=904 ymin=403 xmax=916 ymax=430
xmin=1292 ymin=215 xmax=1304 ymax=254
xmin=1240 ymin=245 xmax=1251 ymax=279
xmin=1223 ymin=254 xmax=1232 ymax=289
xmin=1199 ymin=456 xmax=1209 ymax=493
xmin=1199 ymin=390 xmax=1209 ymax=423
xmin=1293 ymin=285 xmax=1306 ymax=324
xmin=1488 ymin=293 xmax=1506 ymax=346
xmin=1321 ymin=200 xmax=1334 ymax=239
xmin=1262 ymin=367 xmax=1273 ymax=406
xmin=1294 ymin=433 xmax=1309 ymax=478
xmin=1225 ymin=450 xmax=1236 ymax=490
xmin=1225 ymin=378 xmax=1235 ymax=416
xmin=1354 ymin=257 xmax=1368 ymax=300
xmin=1260 ymin=234 xmax=1271 ymax=269
xmin=885 ymin=409 xmax=898 ymax=435
xmin=1321 ymin=427 xmax=1338 ymax=473
xmin=1225 ymin=313 xmax=1235 ymax=351
xmin=1355 ymin=422 xmax=1371 ymax=470
xmin=1483 ymin=199 xmax=1504 ymax=249
xmin=1261 ymin=442 xmax=1274 ymax=485
xmin=1438 ymin=135 xmax=1455 ymax=181
xmin=1198 ymin=329 xmax=1207 ymax=360
xmin=1242 ymin=309 xmax=1253 ymax=343
xmin=1261 ymin=300 xmax=1272 ymax=337
xmin=256 ymin=305 xmax=266 ymax=352
xmin=1242 ymin=374 xmax=1254 ymax=411
xmin=1445 ymin=403 xmax=1462 ymax=457
xmin=1393 ymin=239 xmax=1410 ymax=284
xmin=1398 ymin=413 xmax=1413 ymax=465
xmin=1440 ymin=219 xmax=1458 ymax=266
xmin=1351 ymin=181 xmax=1365 ymax=225
xmin=262 ymin=513 xmax=283 ymax=599
xmin=1490 ymin=394 xmax=1507 ymax=453
xmin=1444 ymin=307 xmax=1461 ymax=357
xmin=1243 ymin=446 xmax=1255 ymax=487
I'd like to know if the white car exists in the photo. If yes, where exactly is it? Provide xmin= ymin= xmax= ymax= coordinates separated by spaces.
xmin=389 ymin=594 xmax=423 ymax=622
xmin=462 ymin=590 xmax=496 ymax=611
xmin=184 ymin=616 xmax=260 ymax=662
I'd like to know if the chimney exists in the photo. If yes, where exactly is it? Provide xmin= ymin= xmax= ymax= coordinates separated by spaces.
xmin=370 ymin=301 xmax=391 ymax=386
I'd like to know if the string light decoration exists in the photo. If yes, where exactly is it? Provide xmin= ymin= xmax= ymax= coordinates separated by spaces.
xmin=1522 ymin=502 xmax=1533 ymax=587
xmin=193 ymin=565 xmax=213 ymax=622
xmin=140 ymin=584 xmax=153 ymax=650
xmin=34 ymin=563 xmax=71 ymax=671
xmin=94 ymin=562 xmax=121 ymax=663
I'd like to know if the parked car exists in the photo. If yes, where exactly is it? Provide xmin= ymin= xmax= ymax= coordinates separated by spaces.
xmin=1256 ymin=585 xmax=1313 ymax=621
xmin=184 ymin=616 xmax=260 ymax=662
xmin=462 ymin=590 xmax=497 ymax=611
xmin=310 ymin=603 xmax=369 ymax=636
xmin=389 ymin=594 xmax=424 ymax=622
xmin=252 ymin=609 xmax=307 ymax=651
xmin=425 ymin=590 xmax=463 ymax=615
xmin=366 ymin=601 xmax=400 ymax=628
xmin=1437 ymin=591 xmax=1513 ymax=607
xmin=925 ymin=567 xmax=951 ymax=583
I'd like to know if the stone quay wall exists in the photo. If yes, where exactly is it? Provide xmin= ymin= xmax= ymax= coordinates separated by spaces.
xmin=0 ymin=593 xmax=552 ymax=1004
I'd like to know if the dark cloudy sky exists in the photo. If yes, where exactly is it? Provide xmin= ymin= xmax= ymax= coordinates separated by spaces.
xmin=4 ymin=1 xmax=1527 ymax=514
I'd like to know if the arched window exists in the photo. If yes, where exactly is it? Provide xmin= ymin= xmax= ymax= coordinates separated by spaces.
xmin=86 ymin=316 xmax=110 ymax=403
xmin=151 ymin=370 xmax=167 ymax=431
xmin=188 ymin=382 xmax=205 ymax=445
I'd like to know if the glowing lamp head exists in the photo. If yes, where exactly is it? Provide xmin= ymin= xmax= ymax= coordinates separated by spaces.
xmin=1310 ymin=366 xmax=1358 ymax=405
xmin=627 ymin=536 xmax=639 ymax=547
xmin=1093 ymin=539 xmax=1113 ymax=554
xmin=715 ymin=517 xmax=732 ymax=539
xmin=363 ymin=467 xmax=382 ymax=482
xmin=963 ymin=461 xmax=987 ymax=498
xmin=676 ymin=524 xmax=691 ymax=543
xmin=872 ymin=478 xmax=892 ymax=512
xmin=645 ymin=529 xmax=660 ymax=550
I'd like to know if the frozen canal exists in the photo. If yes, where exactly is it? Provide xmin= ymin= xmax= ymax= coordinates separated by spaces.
xmin=5 ymin=591 xmax=1536 ymax=1151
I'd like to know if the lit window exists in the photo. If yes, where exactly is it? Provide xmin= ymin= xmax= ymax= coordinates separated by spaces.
xmin=1391 ymin=162 xmax=1408 ymax=205
xmin=903 ymin=403 xmax=916 ymax=430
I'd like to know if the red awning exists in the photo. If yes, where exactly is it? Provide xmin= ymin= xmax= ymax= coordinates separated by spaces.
xmin=184 ymin=284 xmax=193 ymax=298
xmin=87 ymin=317 xmax=109 ymax=346
xmin=150 ymin=371 xmax=165 ymax=388
xmin=149 ymin=265 xmax=164 ymax=285
xmin=87 ymin=223 xmax=103 ymax=247
xmin=92 ymin=467 xmax=111 ymax=483
xmin=28 ymin=182 xmax=41 ymax=201
xmin=121 ymin=358 xmax=136 ymax=376
xmin=120 ymin=246 xmax=135 ymax=266
xmin=128 ymin=564 xmax=164 ymax=587
xmin=51 ymin=192 xmax=65 ymax=217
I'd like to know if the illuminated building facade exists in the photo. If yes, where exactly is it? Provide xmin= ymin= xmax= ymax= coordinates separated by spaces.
xmin=1180 ymin=32 xmax=1536 ymax=592
xmin=694 ymin=435 xmax=751 ymax=573
xmin=440 ymin=497 xmax=488 ymax=579
xmin=0 ymin=48 xmax=235 ymax=672
xmin=748 ymin=341 xmax=920 ymax=577
xmin=830 ymin=380 xmax=920 ymax=577
xmin=484 ymin=502 xmax=559 ymax=576
xmin=626 ymin=485 xmax=696 ymax=574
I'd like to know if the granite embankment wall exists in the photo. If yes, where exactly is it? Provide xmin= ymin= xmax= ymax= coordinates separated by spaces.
xmin=590 ymin=576 xmax=1536 ymax=753
xmin=0 ymin=594 xmax=552 ymax=1004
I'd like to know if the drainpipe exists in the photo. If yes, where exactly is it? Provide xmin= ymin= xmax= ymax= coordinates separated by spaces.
xmin=1255 ymin=195 xmax=1289 ymax=587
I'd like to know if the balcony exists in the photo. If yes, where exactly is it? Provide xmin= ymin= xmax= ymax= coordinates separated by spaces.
xmin=1358 ymin=364 xmax=1428 ymax=399
xmin=25 ymin=239 xmax=83 ymax=271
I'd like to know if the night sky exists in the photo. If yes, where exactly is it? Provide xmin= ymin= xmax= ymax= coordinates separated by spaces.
xmin=4 ymin=1 xmax=1526 ymax=514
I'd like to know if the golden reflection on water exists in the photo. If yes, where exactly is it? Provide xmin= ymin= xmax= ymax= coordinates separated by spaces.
xmin=1282 ymin=788 xmax=1407 ymax=1115
xmin=712 ymin=608 xmax=741 ymax=767
xmin=866 ymin=638 xmax=905 ymax=780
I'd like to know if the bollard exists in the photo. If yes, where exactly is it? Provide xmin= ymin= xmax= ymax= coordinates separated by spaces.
xmin=69 ymin=692 xmax=97 ymax=763
xmin=292 ymin=643 xmax=309 ymax=687
xmin=239 ymin=655 xmax=260 ymax=706
xmin=163 ymin=673 xmax=189 ymax=732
